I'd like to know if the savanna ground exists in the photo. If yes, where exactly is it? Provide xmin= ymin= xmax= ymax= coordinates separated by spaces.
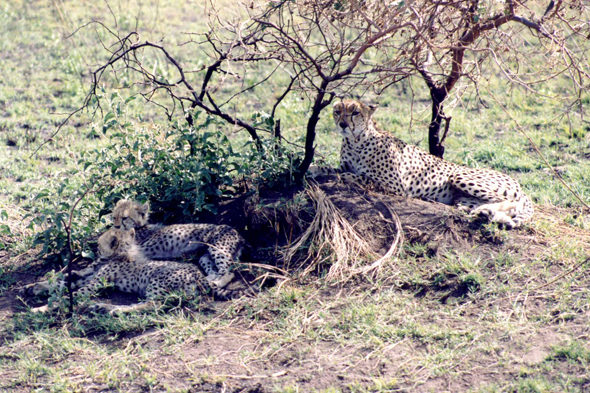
xmin=1 ymin=1 xmax=590 ymax=392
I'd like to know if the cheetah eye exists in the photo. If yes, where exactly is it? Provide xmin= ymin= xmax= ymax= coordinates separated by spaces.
xmin=334 ymin=111 xmax=341 ymax=116
xmin=352 ymin=111 xmax=360 ymax=116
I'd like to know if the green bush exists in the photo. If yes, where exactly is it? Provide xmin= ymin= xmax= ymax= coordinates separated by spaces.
xmin=87 ymin=110 xmax=239 ymax=222
xmin=29 ymin=91 xmax=303 ymax=265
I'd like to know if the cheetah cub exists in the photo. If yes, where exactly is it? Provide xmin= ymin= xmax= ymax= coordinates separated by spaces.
xmin=112 ymin=199 xmax=244 ymax=288
xmin=309 ymin=99 xmax=533 ymax=229
xmin=23 ymin=227 xmax=248 ymax=314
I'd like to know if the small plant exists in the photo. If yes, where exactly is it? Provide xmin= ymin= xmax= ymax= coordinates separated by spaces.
xmin=240 ymin=136 xmax=303 ymax=190
xmin=0 ymin=209 xmax=11 ymax=251
xmin=28 ymin=184 xmax=103 ymax=267
xmin=0 ymin=266 xmax=16 ymax=296
xmin=42 ymin=272 xmax=71 ymax=315
xmin=548 ymin=341 xmax=590 ymax=364
xmin=86 ymin=95 xmax=303 ymax=221
xmin=459 ymin=273 xmax=482 ymax=294
xmin=86 ymin=98 xmax=240 ymax=221
xmin=479 ymin=221 xmax=508 ymax=244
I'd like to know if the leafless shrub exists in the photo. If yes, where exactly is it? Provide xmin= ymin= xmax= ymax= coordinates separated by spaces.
xmin=57 ymin=0 xmax=589 ymax=174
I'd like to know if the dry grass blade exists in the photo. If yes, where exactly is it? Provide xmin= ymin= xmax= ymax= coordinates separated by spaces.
xmin=347 ymin=197 xmax=404 ymax=280
xmin=283 ymin=184 xmax=401 ymax=282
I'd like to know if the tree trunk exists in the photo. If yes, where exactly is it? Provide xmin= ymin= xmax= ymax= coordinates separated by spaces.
xmin=274 ymin=119 xmax=282 ymax=157
xmin=428 ymin=88 xmax=448 ymax=158
xmin=295 ymin=81 xmax=331 ymax=183
xmin=296 ymin=96 xmax=323 ymax=183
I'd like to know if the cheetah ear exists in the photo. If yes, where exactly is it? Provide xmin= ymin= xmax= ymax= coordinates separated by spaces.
xmin=128 ymin=228 xmax=136 ymax=238
xmin=109 ymin=235 xmax=119 ymax=250
xmin=138 ymin=201 xmax=150 ymax=214
xmin=367 ymin=104 xmax=379 ymax=117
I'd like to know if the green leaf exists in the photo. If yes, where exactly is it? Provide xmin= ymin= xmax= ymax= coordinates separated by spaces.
xmin=104 ymin=111 xmax=116 ymax=123
xmin=0 ymin=224 xmax=11 ymax=236
xmin=35 ymin=190 xmax=50 ymax=200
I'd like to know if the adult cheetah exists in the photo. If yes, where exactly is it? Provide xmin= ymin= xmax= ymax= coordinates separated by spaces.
xmin=309 ymin=99 xmax=533 ymax=229
xmin=23 ymin=227 xmax=249 ymax=314
xmin=112 ymin=199 xmax=244 ymax=288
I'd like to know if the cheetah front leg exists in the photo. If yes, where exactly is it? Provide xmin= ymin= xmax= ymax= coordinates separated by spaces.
xmin=307 ymin=165 xmax=382 ymax=191
xmin=339 ymin=172 xmax=377 ymax=189
xmin=73 ymin=266 xmax=119 ymax=300
xmin=21 ymin=280 xmax=65 ymax=297
xmin=307 ymin=165 xmax=338 ymax=179
xmin=88 ymin=301 xmax=158 ymax=315
xmin=455 ymin=196 xmax=520 ymax=229
xmin=20 ymin=265 xmax=100 ymax=298
xmin=307 ymin=144 xmax=350 ymax=179
xmin=24 ymin=271 xmax=109 ymax=313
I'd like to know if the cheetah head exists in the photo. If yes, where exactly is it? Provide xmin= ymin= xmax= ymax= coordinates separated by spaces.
xmin=333 ymin=100 xmax=378 ymax=140
xmin=98 ymin=227 xmax=136 ymax=258
xmin=112 ymin=199 xmax=150 ymax=229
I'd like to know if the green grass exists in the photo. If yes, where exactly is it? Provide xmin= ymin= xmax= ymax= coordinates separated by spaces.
xmin=1 ymin=0 xmax=590 ymax=391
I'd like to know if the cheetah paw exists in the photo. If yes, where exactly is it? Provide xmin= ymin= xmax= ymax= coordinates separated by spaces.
xmin=475 ymin=208 xmax=516 ymax=229
xmin=85 ymin=302 xmax=119 ymax=315
xmin=474 ymin=207 xmax=494 ymax=218
xmin=30 ymin=305 xmax=49 ymax=314
xmin=307 ymin=165 xmax=324 ymax=179
xmin=207 ymin=272 xmax=235 ymax=288
xmin=456 ymin=205 xmax=471 ymax=213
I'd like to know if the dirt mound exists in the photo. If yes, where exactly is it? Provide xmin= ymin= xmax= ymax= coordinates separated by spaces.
xmin=232 ymin=176 xmax=509 ymax=276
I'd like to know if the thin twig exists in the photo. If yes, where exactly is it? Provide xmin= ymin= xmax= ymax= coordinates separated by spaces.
xmin=525 ymin=256 xmax=590 ymax=293
xmin=64 ymin=182 xmax=106 ymax=315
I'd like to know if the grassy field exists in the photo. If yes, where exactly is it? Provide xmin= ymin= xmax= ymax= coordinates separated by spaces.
xmin=1 ymin=1 xmax=590 ymax=392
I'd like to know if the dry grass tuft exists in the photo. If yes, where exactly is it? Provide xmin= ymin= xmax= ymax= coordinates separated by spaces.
xmin=534 ymin=205 xmax=590 ymax=246
xmin=283 ymin=184 xmax=403 ymax=282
